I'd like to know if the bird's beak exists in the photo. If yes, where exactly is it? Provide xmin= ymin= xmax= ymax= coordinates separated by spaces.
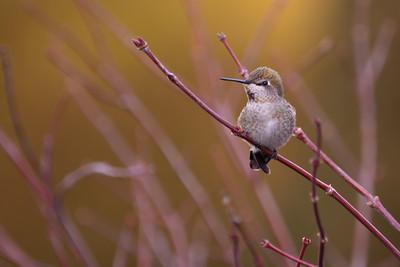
xmin=220 ymin=77 xmax=250 ymax=84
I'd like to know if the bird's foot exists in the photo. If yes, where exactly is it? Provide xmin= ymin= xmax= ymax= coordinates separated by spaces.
xmin=270 ymin=149 xmax=278 ymax=160
xmin=232 ymin=126 xmax=244 ymax=136
xmin=249 ymin=148 xmax=271 ymax=174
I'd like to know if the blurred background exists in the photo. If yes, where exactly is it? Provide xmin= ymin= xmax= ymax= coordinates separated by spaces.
xmin=0 ymin=0 xmax=399 ymax=266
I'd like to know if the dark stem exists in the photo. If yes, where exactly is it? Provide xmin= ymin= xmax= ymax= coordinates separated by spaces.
xmin=296 ymin=237 xmax=311 ymax=267
xmin=310 ymin=119 xmax=326 ymax=267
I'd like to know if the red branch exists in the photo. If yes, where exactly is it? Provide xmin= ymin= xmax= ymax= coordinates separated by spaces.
xmin=131 ymin=37 xmax=400 ymax=260
xmin=296 ymin=237 xmax=311 ymax=267
xmin=261 ymin=240 xmax=316 ymax=267
xmin=217 ymin=33 xmax=248 ymax=79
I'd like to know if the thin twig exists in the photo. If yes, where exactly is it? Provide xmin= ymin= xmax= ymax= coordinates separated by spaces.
xmin=57 ymin=161 xmax=149 ymax=195
xmin=75 ymin=208 xmax=135 ymax=253
xmin=131 ymin=37 xmax=400 ymax=260
xmin=310 ymin=119 xmax=327 ymax=267
xmin=296 ymin=37 xmax=335 ymax=73
xmin=112 ymin=216 xmax=132 ymax=267
xmin=261 ymin=240 xmax=316 ymax=267
xmin=0 ymin=226 xmax=43 ymax=267
xmin=40 ymin=94 xmax=69 ymax=182
xmin=57 ymin=211 xmax=100 ymax=267
xmin=132 ymin=184 xmax=174 ymax=267
xmin=296 ymin=237 xmax=311 ymax=267
xmin=223 ymin=196 xmax=264 ymax=267
xmin=217 ymin=33 xmax=248 ymax=78
xmin=230 ymin=226 xmax=241 ymax=267
xmin=136 ymin=228 xmax=153 ymax=267
xmin=68 ymin=0 xmax=169 ymax=83
xmin=0 ymin=46 xmax=39 ymax=171
xmin=242 ymin=0 xmax=291 ymax=66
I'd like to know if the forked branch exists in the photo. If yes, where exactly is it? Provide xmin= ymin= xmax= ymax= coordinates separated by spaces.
xmin=261 ymin=240 xmax=316 ymax=267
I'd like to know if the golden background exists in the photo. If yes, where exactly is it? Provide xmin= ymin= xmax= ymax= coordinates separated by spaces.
xmin=0 ymin=0 xmax=399 ymax=266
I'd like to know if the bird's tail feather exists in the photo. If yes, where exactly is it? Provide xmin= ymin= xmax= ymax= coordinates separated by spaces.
xmin=249 ymin=147 xmax=272 ymax=174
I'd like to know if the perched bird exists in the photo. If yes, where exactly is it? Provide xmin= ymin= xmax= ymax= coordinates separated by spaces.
xmin=221 ymin=67 xmax=296 ymax=174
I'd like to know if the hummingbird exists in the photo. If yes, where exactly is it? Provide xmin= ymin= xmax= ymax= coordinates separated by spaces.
xmin=221 ymin=67 xmax=296 ymax=174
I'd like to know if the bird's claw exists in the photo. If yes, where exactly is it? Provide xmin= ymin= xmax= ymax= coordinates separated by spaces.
xmin=232 ymin=126 xmax=244 ymax=136
xmin=270 ymin=149 xmax=278 ymax=160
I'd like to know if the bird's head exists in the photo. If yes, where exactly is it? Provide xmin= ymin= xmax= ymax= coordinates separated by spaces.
xmin=221 ymin=66 xmax=284 ymax=102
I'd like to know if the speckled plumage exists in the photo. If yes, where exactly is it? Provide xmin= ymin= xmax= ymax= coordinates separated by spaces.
xmin=238 ymin=95 xmax=295 ymax=150
xmin=237 ymin=67 xmax=296 ymax=173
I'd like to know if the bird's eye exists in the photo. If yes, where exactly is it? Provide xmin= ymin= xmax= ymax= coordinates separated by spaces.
xmin=258 ymin=80 xmax=270 ymax=86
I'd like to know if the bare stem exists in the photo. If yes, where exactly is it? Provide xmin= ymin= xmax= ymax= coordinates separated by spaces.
xmin=261 ymin=240 xmax=316 ymax=267
xmin=296 ymin=237 xmax=311 ymax=267
xmin=310 ymin=119 xmax=327 ymax=267
xmin=131 ymin=37 xmax=400 ymax=260
xmin=217 ymin=33 xmax=248 ymax=78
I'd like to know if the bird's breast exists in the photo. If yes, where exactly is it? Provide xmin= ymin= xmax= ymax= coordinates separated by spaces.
xmin=238 ymin=101 xmax=296 ymax=149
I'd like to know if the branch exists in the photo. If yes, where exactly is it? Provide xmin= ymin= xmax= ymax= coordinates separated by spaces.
xmin=295 ymin=237 xmax=311 ymax=267
xmin=261 ymin=240 xmax=316 ymax=267
xmin=131 ymin=37 xmax=400 ymax=260
xmin=310 ymin=119 xmax=327 ymax=267
xmin=57 ymin=161 xmax=149 ymax=195
xmin=294 ymin=128 xmax=400 ymax=231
